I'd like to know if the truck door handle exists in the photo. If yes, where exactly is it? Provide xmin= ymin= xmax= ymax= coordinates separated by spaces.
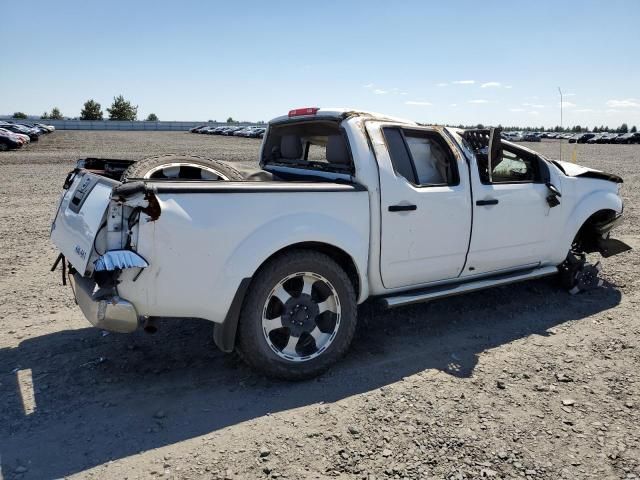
xmin=476 ymin=199 xmax=499 ymax=206
xmin=388 ymin=204 xmax=417 ymax=212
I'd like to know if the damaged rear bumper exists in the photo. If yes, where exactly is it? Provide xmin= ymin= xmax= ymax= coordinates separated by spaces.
xmin=69 ymin=273 xmax=139 ymax=333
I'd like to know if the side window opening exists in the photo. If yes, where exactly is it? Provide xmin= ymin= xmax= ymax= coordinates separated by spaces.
xmin=383 ymin=127 xmax=459 ymax=187
xmin=459 ymin=128 xmax=545 ymax=185
xmin=262 ymin=121 xmax=353 ymax=173
xmin=477 ymin=144 xmax=539 ymax=184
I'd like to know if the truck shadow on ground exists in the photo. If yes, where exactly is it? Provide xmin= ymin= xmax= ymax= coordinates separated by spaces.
xmin=0 ymin=279 xmax=621 ymax=479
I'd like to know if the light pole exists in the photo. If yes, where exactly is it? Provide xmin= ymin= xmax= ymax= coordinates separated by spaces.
xmin=558 ymin=87 xmax=563 ymax=161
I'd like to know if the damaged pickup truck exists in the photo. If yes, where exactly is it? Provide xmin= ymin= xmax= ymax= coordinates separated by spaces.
xmin=51 ymin=107 xmax=631 ymax=379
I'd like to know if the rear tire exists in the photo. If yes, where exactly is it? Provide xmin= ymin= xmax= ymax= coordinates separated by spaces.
xmin=236 ymin=250 xmax=357 ymax=380
xmin=120 ymin=154 xmax=244 ymax=181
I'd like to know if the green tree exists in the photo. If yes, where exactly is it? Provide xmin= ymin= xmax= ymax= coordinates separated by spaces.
xmin=226 ymin=117 xmax=235 ymax=123
xmin=80 ymin=99 xmax=103 ymax=120
xmin=617 ymin=123 xmax=629 ymax=134
xmin=631 ymin=125 xmax=637 ymax=133
xmin=107 ymin=95 xmax=138 ymax=121
xmin=146 ymin=113 xmax=158 ymax=121
xmin=49 ymin=107 xmax=63 ymax=120
xmin=41 ymin=112 xmax=49 ymax=120
xmin=12 ymin=112 xmax=28 ymax=119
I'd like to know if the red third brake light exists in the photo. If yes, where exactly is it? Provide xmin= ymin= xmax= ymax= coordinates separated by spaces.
xmin=288 ymin=107 xmax=319 ymax=117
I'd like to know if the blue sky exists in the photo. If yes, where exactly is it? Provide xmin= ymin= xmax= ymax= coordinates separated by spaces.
xmin=2 ymin=0 xmax=639 ymax=128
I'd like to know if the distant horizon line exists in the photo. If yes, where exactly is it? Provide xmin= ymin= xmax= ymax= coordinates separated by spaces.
xmin=1 ymin=115 xmax=637 ymax=131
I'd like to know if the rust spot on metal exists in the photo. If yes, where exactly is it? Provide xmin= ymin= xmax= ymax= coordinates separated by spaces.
xmin=142 ymin=191 xmax=161 ymax=221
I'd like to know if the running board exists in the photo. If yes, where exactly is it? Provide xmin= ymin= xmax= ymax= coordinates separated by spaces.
xmin=381 ymin=266 xmax=558 ymax=309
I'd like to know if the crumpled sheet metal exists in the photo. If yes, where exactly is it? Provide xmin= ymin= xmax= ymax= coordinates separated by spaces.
xmin=94 ymin=250 xmax=149 ymax=272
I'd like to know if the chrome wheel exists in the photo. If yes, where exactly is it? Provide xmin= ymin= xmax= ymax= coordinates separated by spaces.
xmin=142 ymin=162 xmax=230 ymax=180
xmin=262 ymin=272 xmax=341 ymax=362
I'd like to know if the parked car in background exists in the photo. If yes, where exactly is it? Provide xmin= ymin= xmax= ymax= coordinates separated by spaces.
xmin=36 ymin=123 xmax=55 ymax=132
xmin=0 ymin=130 xmax=24 ymax=150
xmin=586 ymin=134 xmax=606 ymax=144
xmin=0 ymin=128 xmax=30 ymax=144
xmin=614 ymin=132 xmax=640 ymax=144
xmin=222 ymin=126 xmax=244 ymax=136
xmin=190 ymin=124 xmax=208 ymax=133
xmin=502 ymin=132 xmax=523 ymax=142
xmin=575 ymin=133 xmax=595 ymax=144
xmin=0 ymin=123 xmax=40 ymax=141
xmin=522 ymin=133 xmax=541 ymax=142
xmin=598 ymin=133 xmax=619 ymax=144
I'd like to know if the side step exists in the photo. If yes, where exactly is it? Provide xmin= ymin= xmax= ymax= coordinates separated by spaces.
xmin=381 ymin=265 xmax=558 ymax=309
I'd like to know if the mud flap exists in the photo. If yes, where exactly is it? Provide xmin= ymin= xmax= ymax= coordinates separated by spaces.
xmin=596 ymin=237 xmax=632 ymax=258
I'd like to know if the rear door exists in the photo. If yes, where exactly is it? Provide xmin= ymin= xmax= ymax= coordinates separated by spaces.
xmin=367 ymin=123 xmax=472 ymax=289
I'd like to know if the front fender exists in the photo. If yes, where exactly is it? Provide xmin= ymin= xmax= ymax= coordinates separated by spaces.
xmin=559 ymin=189 xmax=623 ymax=258
xmin=223 ymin=212 xmax=370 ymax=302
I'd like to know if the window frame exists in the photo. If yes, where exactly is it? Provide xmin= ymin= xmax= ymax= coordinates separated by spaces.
xmin=483 ymin=143 xmax=546 ymax=185
xmin=261 ymin=119 xmax=355 ymax=175
xmin=382 ymin=127 xmax=461 ymax=188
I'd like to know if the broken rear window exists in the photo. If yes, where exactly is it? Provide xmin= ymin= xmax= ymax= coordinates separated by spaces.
xmin=262 ymin=120 xmax=353 ymax=173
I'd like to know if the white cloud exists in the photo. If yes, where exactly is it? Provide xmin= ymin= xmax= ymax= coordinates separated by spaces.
xmin=363 ymin=83 xmax=374 ymax=88
xmin=405 ymin=101 xmax=432 ymax=106
xmin=522 ymin=103 xmax=545 ymax=108
xmin=509 ymin=108 xmax=525 ymax=112
xmin=450 ymin=103 xmax=458 ymax=107
xmin=606 ymin=99 xmax=640 ymax=108
xmin=576 ymin=108 xmax=594 ymax=113
xmin=436 ymin=82 xmax=448 ymax=87
xmin=528 ymin=111 xmax=540 ymax=115
xmin=565 ymin=93 xmax=577 ymax=97
xmin=469 ymin=99 xmax=489 ymax=104
xmin=453 ymin=80 xmax=475 ymax=85
xmin=560 ymin=101 xmax=577 ymax=108
xmin=373 ymin=89 xmax=388 ymax=95
xmin=481 ymin=82 xmax=501 ymax=88
xmin=400 ymin=92 xmax=408 ymax=95
xmin=505 ymin=85 xmax=513 ymax=89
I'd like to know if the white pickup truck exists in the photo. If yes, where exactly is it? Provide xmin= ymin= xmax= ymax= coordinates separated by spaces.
xmin=51 ymin=107 xmax=631 ymax=379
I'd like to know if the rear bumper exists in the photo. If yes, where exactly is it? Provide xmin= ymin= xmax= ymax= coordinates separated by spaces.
xmin=69 ymin=273 xmax=139 ymax=333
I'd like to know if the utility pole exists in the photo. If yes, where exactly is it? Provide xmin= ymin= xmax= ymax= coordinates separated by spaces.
xmin=558 ymin=87 xmax=563 ymax=161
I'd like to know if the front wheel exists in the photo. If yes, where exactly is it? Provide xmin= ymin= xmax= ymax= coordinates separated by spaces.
xmin=236 ymin=250 xmax=357 ymax=380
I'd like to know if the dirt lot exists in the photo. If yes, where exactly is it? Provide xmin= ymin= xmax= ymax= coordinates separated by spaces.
xmin=1 ymin=131 xmax=639 ymax=480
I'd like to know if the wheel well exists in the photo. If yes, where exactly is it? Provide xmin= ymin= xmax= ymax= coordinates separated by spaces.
xmin=573 ymin=209 xmax=617 ymax=253
xmin=259 ymin=242 xmax=361 ymax=298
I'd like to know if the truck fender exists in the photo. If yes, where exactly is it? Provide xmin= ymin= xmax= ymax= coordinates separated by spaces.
xmin=223 ymin=212 xmax=369 ymax=300
xmin=213 ymin=213 xmax=369 ymax=353
xmin=558 ymin=190 xmax=622 ymax=258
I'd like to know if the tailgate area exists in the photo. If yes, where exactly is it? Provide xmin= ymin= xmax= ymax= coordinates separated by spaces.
xmin=51 ymin=171 xmax=120 ymax=275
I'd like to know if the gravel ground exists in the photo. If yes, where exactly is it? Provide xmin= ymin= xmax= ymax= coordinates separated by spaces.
xmin=0 ymin=131 xmax=638 ymax=480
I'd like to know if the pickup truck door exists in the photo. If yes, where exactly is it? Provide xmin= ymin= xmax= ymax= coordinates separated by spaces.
xmin=366 ymin=123 xmax=472 ymax=289
xmin=463 ymin=134 xmax=558 ymax=276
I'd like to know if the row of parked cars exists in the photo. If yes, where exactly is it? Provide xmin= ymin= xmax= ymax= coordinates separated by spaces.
xmin=567 ymin=132 xmax=640 ymax=144
xmin=502 ymin=130 xmax=640 ymax=144
xmin=0 ymin=120 xmax=55 ymax=150
xmin=189 ymin=125 xmax=266 ymax=138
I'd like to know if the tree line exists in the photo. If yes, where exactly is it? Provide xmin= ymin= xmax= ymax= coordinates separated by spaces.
xmin=11 ymin=95 xmax=158 ymax=121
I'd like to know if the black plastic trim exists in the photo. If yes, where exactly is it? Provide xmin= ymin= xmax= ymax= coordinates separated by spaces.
xmin=146 ymin=181 xmax=367 ymax=194
xmin=213 ymin=277 xmax=252 ymax=353
xmin=388 ymin=204 xmax=417 ymax=212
